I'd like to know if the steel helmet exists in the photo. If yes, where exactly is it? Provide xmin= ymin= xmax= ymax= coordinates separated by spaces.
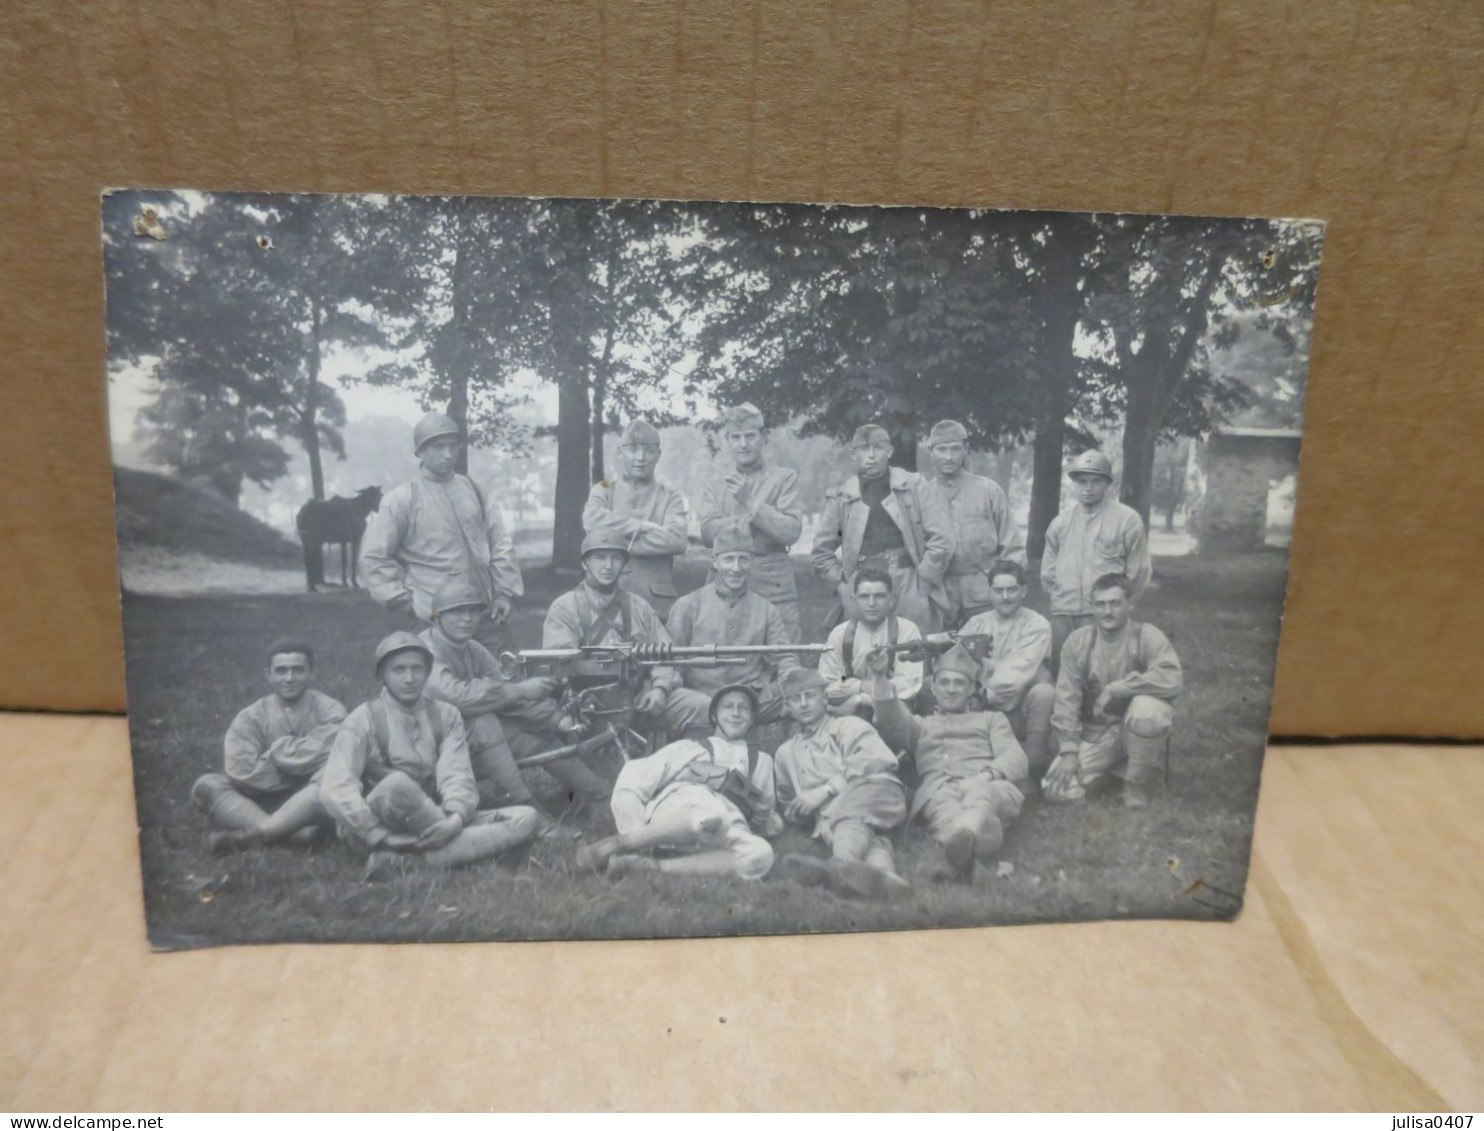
xmin=430 ymin=576 xmax=487 ymax=618
xmin=413 ymin=412 xmax=462 ymax=454
xmin=374 ymin=631 xmax=433 ymax=674
xmin=1067 ymin=450 xmax=1114 ymax=481
xmin=708 ymin=684 xmax=762 ymax=726
xmin=580 ymin=529 xmax=633 ymax=560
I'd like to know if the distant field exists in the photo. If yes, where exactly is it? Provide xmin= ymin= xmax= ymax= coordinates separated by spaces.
xmin=121 ymin=551 xmax=1286 ymax=947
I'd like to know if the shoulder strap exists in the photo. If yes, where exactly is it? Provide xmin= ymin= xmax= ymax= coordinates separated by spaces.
xmin=369 ymin=699 xmax=390 ymax=761
xmin=887 ymin=616 xmax=898 ymax=674
xmin=582 ymin=590 xmax=632 ymax=646
xmin=429 ymin=702 xmax=447 ymax=748
xmin=843 ymin=620 xmax=858 ymax=675
xmin=707 ymin=736 xmax=760 ymax=782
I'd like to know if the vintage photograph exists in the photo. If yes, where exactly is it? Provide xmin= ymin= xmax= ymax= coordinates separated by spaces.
xmin=103 ymin=190 xmax=1323 ymax=948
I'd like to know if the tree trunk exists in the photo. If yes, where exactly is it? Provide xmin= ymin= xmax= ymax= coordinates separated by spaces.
xmin=304 ymin=296 xmax=326 ymax=501
xmin=552 ymin=375 xmax=592 ymax=571
xmin=1027 ymin=379 xmax=1067 ymax=560
xmin=449 ymin=201 xmax=473 ymax=475
xmin=1120 ymin=367 xmax=1161 ymax=528
xmin=590 ymin=321 xmax=615 ymax=483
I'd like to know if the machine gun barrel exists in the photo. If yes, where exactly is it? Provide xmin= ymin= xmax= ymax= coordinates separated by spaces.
xmin=501 ymin=641 xmax=829 ymax=672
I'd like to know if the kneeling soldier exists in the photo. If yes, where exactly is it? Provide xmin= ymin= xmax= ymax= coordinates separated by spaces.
xmin=191 ymin=639 xmax=346 ymax=854
xmin=774 ymin=668 xmax=910 ymax=898
xmin=320 ymin=632 xmax=542 ymax=879
xmin=1044 ymin=573 xmax=1183 ymax=808
xmin=577 ymin=685 xmax=780 ymax=881
xmin=422 ymin=576 xmax=611 ymax=812
xmin=868 ymin=642 xmax=1028 ymax=883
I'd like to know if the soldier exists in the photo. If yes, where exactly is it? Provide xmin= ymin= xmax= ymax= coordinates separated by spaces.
xmin=923 ymin=419 xmax=1026 ymax=627
xmin=1045 ymin=573 xmax=1183 ymax=809
xmin=817 ymin=566 xmax=924 ymax=719
xmin=697 ymin=402 xmax=805 ymax=641
xmin=665 ymin=519 xmax=800 ymax=729
xmin=811 ymin=423 xmax=955 ymax=635
xmin=582 ymin=420 xmax=690 ymax=618
xmin=420 ymin=577 xmax=612 ymax=813
xmin=191 ymin=639 xmax=346 ymax=854
xmin=1040 ymin=451 xmax=1152 ymax=663
xmin=868 ymin=642 xmax=1028 ymax=883
xmin=575 ymin=685 xmax=780 ymax=881
xmin=360 ymin=412 xmax=523 ymax=648
xmin=774 ymin=668 xmax=910 ymax=899
xmin=543 ymin=529 xmax=708 ymax=738
xmin=319 ymin=632 xmax=543 ymax=879
xmin=959 ymin=560 xmax=1056 ymax=784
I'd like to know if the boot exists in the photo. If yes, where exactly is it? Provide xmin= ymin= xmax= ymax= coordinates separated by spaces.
xmin=1123 ymin=780 xmax=1154 ymax=809
xmin=944 ymin=826 xmax=977 ymax=882
xmin=576 ymin=835 xmax=626 ymax=874
xmin=607 ymin=854 xmax=661 ymax=879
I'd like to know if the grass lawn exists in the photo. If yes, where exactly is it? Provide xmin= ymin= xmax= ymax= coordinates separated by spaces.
xmin=122 ymin=550 xmax=1287 ymax=948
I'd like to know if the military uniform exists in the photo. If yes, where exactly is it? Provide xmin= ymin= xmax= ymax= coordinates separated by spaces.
xmin=1048 ymin=620 xmax=1182 ymax=799
xmin=960 ymin=605 xmax=1056 ymax=778
xmin=774 ymin=710 xmax=907 ymax=876
xmin=665 ymin=583 xmax=799 ymax=726
xmin=320 ymin=671 xmax=541 ymax=871
xmin=817 ymin=614 xmax=924 ymax=716
xmin=697 ymin=465 xmax=803 ymax=641
xmin=811 ymin=465 xmax=955 ymax=635
xmin=191 ymin=688 xmax=347 ymax=843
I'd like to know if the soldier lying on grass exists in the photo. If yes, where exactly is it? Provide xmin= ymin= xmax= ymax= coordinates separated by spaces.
xmin=319 ymin=631 xmax=543 ymax=881
xmin=576 ymin=685 xmax=780 ymax=881
xmin=774 ymin=667 xmax=911 ymax=899
xmin=191 ymin=638 xmax=346 ymax=855
xmin=868 ymin=641 xmax=1028 ymax=884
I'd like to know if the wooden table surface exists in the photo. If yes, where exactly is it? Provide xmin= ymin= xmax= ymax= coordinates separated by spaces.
xmin=1 ymin=714 xmax=1478 ymax=1111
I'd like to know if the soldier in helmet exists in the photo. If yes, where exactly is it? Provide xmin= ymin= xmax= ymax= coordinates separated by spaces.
xmin=582 ymin=420 xmax=690 ymax=618
xmin=190 ymin=638 xmax=347 ymax=854
xmin=360 ymin=412 xmax=524 ymax=647
xmin=696 ymin=403 xmax=805 ymax=641
xmin=665 ymin=519 xmax=801 ymax=731
xmin=575 ymin=685 xmax=780 ymax=882
xmin=543 ymin=529 xmax=708 ymax=738
xmin=420 ymin=577 xmax=613 ymax=812
xmin=923 ymin=419 xmax=1025 ymax=627
xmin=319 ymin=632 xmax=543 ymax=879
xmin=1040 ymin=451 xmax=1152 ymax=665
xmin=866 ymin=640 xmax=1028 ymax=883
xmin=811 ymin=423 xmax=955 ymax=635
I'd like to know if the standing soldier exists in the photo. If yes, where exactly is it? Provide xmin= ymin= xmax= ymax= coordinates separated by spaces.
xmin=923 ymin=419 xmax=1025 ymax=627
xmin=959 ymin=560 xmax=1057 ymax=785
xmin=811 ymin=423 xmax=955 ymax=635
xmin=697 ymin=402 xmax=805 ymax=641
xmin=665 ymin=520 xmax=800 ymax=729
xmin=868 ymin=642 xmax=1028 ymax=883
xmin=543 ymin=530 xmax=708 ymax=738
xmin=582 ymin=420 xmax=690 ymax=619
xmin=1045 ymin=573 xmax=1182 ymax=808
xmin=319 ymin=632 xmax=543 ymax=879
xmin=191 ymin=639 xmax=347 ymax=854
xmin=361 ymin=412 xmax=523 ymax=649
xmin=1040 ymin=451 xmax=1152 ymax=664
xmin=420 ymin=577 xmax=612 ymax=812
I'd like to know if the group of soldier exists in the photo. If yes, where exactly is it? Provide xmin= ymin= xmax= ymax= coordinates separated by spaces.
xmin=189 ymin=402 xmax=1183 ymax=898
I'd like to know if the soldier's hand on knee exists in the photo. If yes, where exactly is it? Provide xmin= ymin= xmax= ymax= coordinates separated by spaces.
xmin=381 ymin=832 xmax=421 ymax=852
xmin=635 ymin=688 xmax=667 ymax=715
xmin=416 ymin=813 xmax=464 ymax=851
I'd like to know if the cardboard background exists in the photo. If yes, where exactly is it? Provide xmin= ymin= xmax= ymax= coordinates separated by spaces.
xmin=2 ymin=2 xmax=1481 ymax=735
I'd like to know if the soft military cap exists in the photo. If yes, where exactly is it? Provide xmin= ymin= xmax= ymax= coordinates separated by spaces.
xmin=850 ymin=424 xmax=891 ymax=448
xmin=413 ymin=412 xmax=462 ymax=454
xmin=711 ymin=519 xmax=755 ymax=556
xmin=374 ymin=631 xmax=434 ymax=673
xmin=431 ymin=576 xmax=487 ymax=617
xmin=779 ymin=667 xmax=827 ymax=696
xmin=720 ymin=402 xmax=765 ymax=431
xmin=927 ymin=419 xmax=969 ymax=446
xmin=620 ymin=420 xmax=662 ymax=446
xmin=580 ymin=529 xmax=634 ymax=560
xmin=1067 ymin=450 xmax=1115 ymax=481
xmin=933 ymin=641 xmax=982 ymax=680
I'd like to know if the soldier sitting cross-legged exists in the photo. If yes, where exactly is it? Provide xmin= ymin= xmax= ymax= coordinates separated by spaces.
xmin=319 ymin=632 xmax=543 ymax=881
xmin=190 ymin=639 xmax=347 ymax=855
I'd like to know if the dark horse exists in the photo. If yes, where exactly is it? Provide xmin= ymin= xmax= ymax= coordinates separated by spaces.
xmin=296 ymin=486 xmax=382 ymax=591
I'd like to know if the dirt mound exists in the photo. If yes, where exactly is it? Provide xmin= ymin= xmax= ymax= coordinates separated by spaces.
xmin=113 ymin=466 xmax=302 ymax=568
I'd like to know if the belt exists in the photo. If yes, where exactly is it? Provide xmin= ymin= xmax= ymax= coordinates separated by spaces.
xmin=855 ymin=550 xmax=913 ymax=571
xmin=946 ymin=562 xmax=988 ymax=577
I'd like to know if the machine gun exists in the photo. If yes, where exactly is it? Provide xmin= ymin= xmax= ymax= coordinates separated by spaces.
xmin=884 ymin=631 xmax=994 ymax=665
xmin=498 ymin=642 xmax=831 ymax=757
